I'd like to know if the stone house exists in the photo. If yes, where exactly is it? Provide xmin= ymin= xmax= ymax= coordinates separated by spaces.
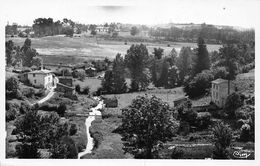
xmin=27 ymin=69 xmax=55 ymax=89
xmin=56 ymin=77 xmax=76 ymax=98
xmin=211 ymin=78 xmax=235 ymax=108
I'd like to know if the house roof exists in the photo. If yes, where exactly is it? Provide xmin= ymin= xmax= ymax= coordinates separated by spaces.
xmin=28 ymin=69 xmax=53 ymax=74
xmin=211 ymin=78 xmax=228 ymax=84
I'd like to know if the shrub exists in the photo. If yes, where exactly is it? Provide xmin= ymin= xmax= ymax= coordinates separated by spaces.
xmin=177 ymin=100 xmax=197 ymax=127
xmin=35 ymin=89 xmax=45 ymax=97
xmin=78 ymin=71 xmax=86 ymax=81
xmin=212 ymin=67 xmax=228 ymax=79
xmin=75 ymin=84 xmax=81 ymax=93
xmin=184 ymin=70 xmax=214 ymax=98
xmin=212 ymin=122 xmax=232 ymax=159
xmin=6 ymin=108 xmax=17 ymax=122
xmin=57 ymin=103 xmax=67 ymax=117
xmin=19 ymin=102 xmax=32 ymax=114
xmin=39 ymin=103 xmax=58 ymax=112
xmin=91 ymin=131 xmax=103 ymax=149
xmin=6 ymin=77 xmax=19 ymax=91
xmin=196 ymin=112 xmax=211 ymax=130
xmin=171 ymin=147 xmax=184 ymax=159
xmin=82 ymin=86 xmax=90 ymax=95
xmin=15 ymin=143 xmax=40 ymax=158
xmin=239 ymin=124 xmax=251 ymax=142
xmin=22 ymin=88 xmax=35 ymax=98
xmin=224 ymin=92 xmax=243 ymax=118
xmin=69 ymin=124 xmax=77 ymax=136
xmin=6 ymin=89 xmax=23 ymax=100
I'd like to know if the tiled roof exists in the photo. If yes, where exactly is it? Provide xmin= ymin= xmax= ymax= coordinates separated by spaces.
xmin=28 ymin=69 xmax=53 ymax=74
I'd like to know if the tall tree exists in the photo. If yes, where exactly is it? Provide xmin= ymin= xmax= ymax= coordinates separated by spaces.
xmin=158 ymin=59 xmax=170 ymax=87
xmin=21 ymin=39 xmax=38 ymax=67
xmin=166 ymin=48 xmax=178 ymax=66
xmin=130 ymin=26 xmax=139 ymax=36
xmin=5 ymin=40 xmax=14 ymax=65
xmin=168 ymin=66 xmax=179 ymax=88
xmin=125 ymin=44 xmax=150 ymax=91
xmin=176 ymin=47 xmax=193 ymax=84
xmin=112 ymin=54 xmax=127 ymax=93
xmin=193 ymin=37 xmax=210 ymax=75
xmin=153 ymin=48 xmax=164 ymax=59
xmin=216 ymin=44 xmax=240 ymax=94
xmin=121 ymin=95 xmax=178 ymax=159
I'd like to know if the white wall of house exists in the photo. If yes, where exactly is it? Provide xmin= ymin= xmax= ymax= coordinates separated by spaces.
xmin=28 ymin=73 xmax=53 ymax=89
xmin=211 ymin=81 xmax=235 ymax=108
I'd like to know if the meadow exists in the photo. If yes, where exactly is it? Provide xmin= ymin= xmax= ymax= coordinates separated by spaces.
xmin=6 ymin=36 xmax=221 ymax=65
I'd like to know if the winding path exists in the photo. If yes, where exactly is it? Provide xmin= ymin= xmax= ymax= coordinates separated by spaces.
xmin=37 ymin=87 xmax=55 ymax=104
xmin=78 ymin=97 xmax=104 ymax=159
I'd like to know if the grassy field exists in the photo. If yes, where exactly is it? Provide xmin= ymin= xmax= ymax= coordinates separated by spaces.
xmin=6 ymin=36 xmax=221 ymax=65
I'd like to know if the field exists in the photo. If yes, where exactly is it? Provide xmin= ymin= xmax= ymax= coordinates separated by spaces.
xmin=6 ymin=36 xmax=221 ymax=65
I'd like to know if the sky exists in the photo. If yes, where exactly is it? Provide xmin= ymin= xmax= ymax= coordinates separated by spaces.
xmin=1 ymin=0 xmax=260 ymax=28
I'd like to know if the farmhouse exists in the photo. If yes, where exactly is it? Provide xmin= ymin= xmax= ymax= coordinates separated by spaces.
xmin=55 ymin=77 xmax=76 ymax=98
xmin=211 ymin=78 xmax=235 ymax=108
xmin=85 ymin=67 xmax=97 ymax=77
xmin=27 ymin=69 xmax=55 ymax=89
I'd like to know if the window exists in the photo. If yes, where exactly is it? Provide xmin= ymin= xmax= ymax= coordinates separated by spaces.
xmin=34 ymin=80 xmax=36 ymax=84
xmin=33 ymin=74 xmax=36 ymax=77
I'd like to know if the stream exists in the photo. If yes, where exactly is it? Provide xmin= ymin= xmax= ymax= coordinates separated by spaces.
xmin=78 ymin=97 xmax=104 ymax=159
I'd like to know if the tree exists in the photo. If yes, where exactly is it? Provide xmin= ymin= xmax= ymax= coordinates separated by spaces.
xmin=184 ymin=70 xmax=214 ymax=98
xmin=6 ymin=77 xmax=19 ymax=91
xmin=75 ymin=84 xmax=81 ymax=93
xmin=216 ymin=44 xmax=240 ymax=94
xmin=153 ymin=48 xmax=164 ymax=59
xmin=212 ymin=122 xmax=232 ymax=159
xmin=91 ymin=30 xmax=97 ymax=36
xmin=193 ymin=37 xmax=210 ymax=75
xmin=6 ymin=40 xmax=15 ymax=65
xmin=224 ymin=92 xmax=243 ymax=118
xmin=157 ymin=59 xmax=170 ymax=87
xmin=130 ymin=26 xmax=139 ymax=36
xmin=101 ymin=54 xmax=127 ymax=94
xmin=176 ymin=47 xmax=193 ymax=84
xmin=21 ymin=38 xmax=38 ymax=67
xmin=168 ymin=66 xmax=179 ymax=88
xmin=125 ymin=44 xmax=150 ymax=91
xmin=32 ymin=57 xmax=43 ymax=68
xmin=121 ymin=95 xmax=179 ymax=158
xmin=166 ymin=48 xmax=178 ymax=66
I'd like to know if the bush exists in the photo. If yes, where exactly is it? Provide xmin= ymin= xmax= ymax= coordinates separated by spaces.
xmin=90 ymin=131 xmax=103 ymax=149
xmin=177 ymin=100 xmax=197 ymax=127
xmin=196 ymin=112 xmax=211 ymax=130
xmin=21 ymin=88 xmax=35 ymax=98
xmin=35 ymin=89 xmax=45 ymax=97
xmin=6 ymin=77 xmax=19 ymax=91
xmin=239 ymin=124 xmax=251 ymax=142
xmin=57 ymin=103 xmax=67 ymax=117
xmin=6 ymin=108 xmax=17 ymax=122
xmin=184 ymin=70 xmax=214 ymax=98
xmin=75 ymin=84 xmax=81 ymax=93
xmin=39 ymin=103 xmax=58 ymax=112
xmin=212 ymin=67 xmax=228 ymax=80
xmin=16 ymin=143 xmax=40 ymax=158
xmin=171 ymin=147 xmax=184 ymax=159
xmin=212 ymin=122 xmax=232 ymax=159
xmin=19 ymin=102 xmax=32 ymax=114
xmin=82 ymin=86 xmax=90 ymax=95
xmin=224 ymin=92 xmax=243 ymax=118
xmin=6 ymin=89 xmax=23 ymax=100
xmin=78 ymin=71 xmax=86 ymax=81
xmin=69 ymin=124 xmax=77 ymax=136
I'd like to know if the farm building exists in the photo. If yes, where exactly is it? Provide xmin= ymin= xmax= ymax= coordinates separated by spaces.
xmin=211 ymin=78 xmax=235 ymax=108
xmin=56 ymin=82 xmax=75 ymax=97
xmin=27 ymin=69 xmax=56 ymax=89
xmin=85 ymin=67 xmax=97 ymax=77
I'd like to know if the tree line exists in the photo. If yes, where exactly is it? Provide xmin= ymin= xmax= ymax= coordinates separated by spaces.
xmin=149 ymin=23 xmax=255 ymax=44
xmin=100 ymin=36 xmax=254 ymax=98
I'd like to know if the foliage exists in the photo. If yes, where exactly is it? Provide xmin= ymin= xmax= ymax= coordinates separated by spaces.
xmin=153 ymin=47 xmax=164 ymax=59
xmin=6 ymin=77 xmax=19 ymax=91
xmin=121 ymin=95 xmax=179 ymax=158
xmin=91 ymin=30 xmax=97 ymax=36
xmin=69 ymin=124 xmax=77 ymax=136
xmin=130 ymin=26 xmax=139 ymax=36
xmin=62 ymin=26 xmax=74 ymax=37
xmin=125 ymin=44 xmax=150 ymax=91
xmin=171 ymin=147 xmax=184 ymax=159
xmin=21 ymin=38 xmax=38 ymax=67
xmin=16 ymin=143 xmax=40 ymax=158
xmin=212 ymin=66 xmax=228 ymax=79
xmin=32 ymin=57 xmax=43 ymax=68
xmin=6 ymin=107 xmax=17 ymax=122
xmin=177 ymin=100 xmax=197 ymax=127
xmin=157 ymin=59 xmax=170 ymax=88
xmin=82 ymin=86 xmax=90 ymax=95
xmin=57 ymin=102 xmax=67 ymax=117
xmin=19 ymin=102 xmax=32 ymax=114
xmin=184 ymin=70 xmax=214 ymax=98
xmin=212 ymin=122 xmax=232 ymax=159
xmin=5 ymin=40 xmax=15 ymax=65
xmin=193 ymin=37 xmax=210 ymax=76
xmin=176 ymin=47 xmax=193 ymax=84
xmin=21 ymin=88 xmax=35 ymax=98
xmin=224 ymin=92 xmax=243 ymax=118
xmin=75 ymin=84 xmax=81 ymax=93
xmin=196 ymin=112 xmax=211 ymax=130
xmin=167 ymin=66 xmax=179 ymax=88
xmin=78 ymin=70 xmax=86 ymax=81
